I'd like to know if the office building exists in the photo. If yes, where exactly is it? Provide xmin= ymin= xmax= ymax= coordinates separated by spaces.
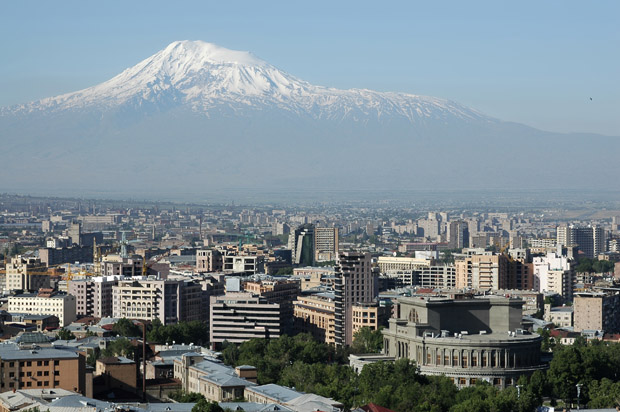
xmin=5 ymin=256 xmax=50 ymax=293
xmin=289 ymin=224 xmax=315 ymax=266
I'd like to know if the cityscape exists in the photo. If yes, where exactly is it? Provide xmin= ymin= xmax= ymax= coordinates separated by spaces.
xmin=1 ymin=1 xmax=619 ymax=412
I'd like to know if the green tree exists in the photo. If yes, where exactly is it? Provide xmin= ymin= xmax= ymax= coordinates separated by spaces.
xmin=56 ymin=328 xmax=75 ymax=340
xmin=351 ymin=327 xmax=384 ymax=354
xmin=102 ymin=337 xmax=135 ymax=358
xmin=192 ymin=399 xmax=223 ymax=412
xmin=168 ymin=390 xmax=205 ymax=403
xmin=113 ymin=318 xmax=142 ymax=337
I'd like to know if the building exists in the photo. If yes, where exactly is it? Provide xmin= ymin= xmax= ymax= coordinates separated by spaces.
xmin=455 ymin=254 xmax=508 ymax=290
xmin=8 ymin=290 xmax=76 ymax=326
xmin=222 ymin=255 xmax=264 ymax=274
xmin=544 ymin=305 xmax=574 ymax=328
xmin=377 ymin=256 xmax=432 ymax=273
xmin=101 ymin=255 xmax=143 ymax=277
xmin=573 ymin=291 xmax=620 ymax=333
xmin=174 ymin=352 xmax=256 ymax=402
xmin=351 ymin=302 xmax=391 ymax=336
xmin=557 ymin=225 xmax=606 ymax=259
xmin=314 ymin=227 xmax=339 ymax=262
xmin=289 ymin=224 xmax=315 ymax=267
xmin=293 ymin=293 xmax=336 ymax=344
xmin=532 ymin=252 xmax=574 ymax=299
xmin=0 ymin=344 xmax=86 ymax=393
xmin=292 ymin=267 xmax=335 ymax=291
xmin=95 ymin=356 xmax=136 ymax=393
xmin=335 ymin=252 xmax=377 ymax=346
xmin=68 ymin=276 xmax=120 ymax=318
xmin=5 ymin=256 xmax=50 ymax=293
xmin=38 ymin=245 xmax=94 ymax=266
xmin=507 ymin=260 xmax=534 ymax=291
xmin=112 ymin=277 xmax=204 ymax=324
xmin=448 ymin=221 xmax=469 ymax=249
xmin=196 ymin=249 xmax=223 ymax=272
xmin=210 ymin=292 xmax=283 ymax=347
xmin=382 ymin=297 xmax=546 ymax=388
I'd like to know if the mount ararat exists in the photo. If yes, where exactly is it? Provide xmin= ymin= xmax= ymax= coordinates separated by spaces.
xmin=1 ymin=40 xmax=617 ymax=198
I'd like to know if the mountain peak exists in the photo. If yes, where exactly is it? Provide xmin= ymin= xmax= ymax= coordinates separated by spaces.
xmin=161 ymin=40 xmax=267 ymax=67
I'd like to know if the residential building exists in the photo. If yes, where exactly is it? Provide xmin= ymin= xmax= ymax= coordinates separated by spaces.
xmin=335 ymin=252 xmax=377 ymax=346
xmin=222 ymin=255 xmax=264 ymax=274
xmin=68 ymin=276 xmax=120 ymax=318
xmin=382 ymin=297 xmax=546 ymax=388
xmin=8 ymin=290 xmax=76 ymax=326
xmin=351 ymin=302 xmax=391 ymax=336
xmin=544 ymin=305 xmax=574 ymax=328
xmin=448 ymin=221 xmax=469 ymax=249
xmin=573 ymin=291 xmax=620 ymax=333
xmin=532 ymin=252 xmax=574 ymax=298
xmin=556 ymin=225 xmax=606 ymax=259
xmin=455 ymin=254 xmax=508 ymax=290
xmin=377 ymin=256 xmax=432 ymax=273
xmin=101 ymin=255 xmax=143 ymax=277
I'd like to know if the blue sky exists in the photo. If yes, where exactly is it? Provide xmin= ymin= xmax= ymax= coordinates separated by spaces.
xmin=1 ymin=0 xmax=618 ymax=135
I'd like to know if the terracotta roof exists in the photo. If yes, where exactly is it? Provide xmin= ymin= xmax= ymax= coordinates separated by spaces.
xmin=361 ymin=403 xmax=396 ymax=412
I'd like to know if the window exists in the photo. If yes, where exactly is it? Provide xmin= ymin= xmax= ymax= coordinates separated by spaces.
xmin=37 ymin=361 xmax=43 ymax=366
xmin=44 ymin=371 xmax=49 ymax=376
xmin=471 ymin=353 xmax=478 ymax=367
xmin=26 ymin=382 xmax=32 ymax=387
xmin=459 ymin=378 xmax=466 ymax=385
xmin=44 ymin=361 xmax=49 ymax=366
xmin=54 ymin=381 xmax=60 ymax=386
xmin=37 ymin=371 xmax=42 ymax=376
xmin=26 ymin=362 xmax=31 ymax=367
xmin=9 ymin=362 xmax=14 ymax=367
xmin=54 ymin=360 xmax=59 ymax=366
xmin=37 ymin=381 xmax=42 ymax=387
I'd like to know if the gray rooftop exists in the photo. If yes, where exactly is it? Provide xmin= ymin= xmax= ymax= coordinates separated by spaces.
xmin=246 ymin=384 xmax=303 ymax=403
xmin=0 ymin=344 xmax=79 ymax=360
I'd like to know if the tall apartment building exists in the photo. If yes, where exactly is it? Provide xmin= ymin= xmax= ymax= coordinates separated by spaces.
xmin=0 ymin=344 xmax=86 ymax=393
xmin=38 ymin=245 xmax=94 ymax=266
xmin=314 ymin=227 xmax=339 ymax=262
xmin=289 ymin=224 xmax=315 ymax=266
xmin=68 ymin=276 xmax=120 ymax=318
xmin=556 ymin=225 xmax=606 ymax=258
xmin=210 ymin=292 xmax=283 ymax=347
xmin=455 ymin=254 xmax=508 ymax=290
xmin=196 ymin=249 xmax=223 ymax=272
xmin=5 ymin=256 xmax=50 ymax=292
xmin=334 ymin=252 xmax=376 ymax=346
xmin=293 ymin=293 xmax=336 ymax=344
xmin=532 ymin=252 xmax=574 ymax=299
xmin=507 ymin=260 xmax=534 ymax=290
xmin=8 ymin=290 xmax=76 ymax=326
xmin=573 ymin=292 xmax=620 ymax=333
xmin=112 ymin=277 xmax=204 ymax=324
xmin=448 ymin=221 xmax=469 ymax=249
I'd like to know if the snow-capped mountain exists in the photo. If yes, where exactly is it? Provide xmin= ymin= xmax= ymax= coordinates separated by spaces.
xmin=3 ymin=40 xmax=489 ymax=124
xmin=0 ymin=40 xmax=618 ymax=198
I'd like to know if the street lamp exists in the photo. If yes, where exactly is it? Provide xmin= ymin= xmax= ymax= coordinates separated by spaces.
xmin=576 ymin=383 xmax=583 ymax=410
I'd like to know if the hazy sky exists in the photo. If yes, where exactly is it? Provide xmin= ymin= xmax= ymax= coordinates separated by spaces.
xmin=1 ymin=0 xmax=618 ymax=135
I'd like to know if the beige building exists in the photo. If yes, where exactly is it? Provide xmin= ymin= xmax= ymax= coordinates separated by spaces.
xmin=68 ymin=275 xmax=120 ymax=318
xmin=8 ymin=290 xmax=76 ymax=326
xmin=314 ymin=227 xmax=339 ymax=262
xmin=351 ymin=303 xmax=391 ymax=336
xmin=174 ymin=353 xmax=256 ymax=402
xmin=377 ymin=256 xmax=432 ymax=273
xmin=544 ymin=304 xmax=573 ymax=328
xmin=5 ymin=256 xmax=50 ymax=293
xmin=293 ymin=293 xmax=336 ymax=344
xmin=574 ymin=292 xmax=620 ymax=333
xmin=292 ymin=267 xmax=335 ymax=291
xmin=112 ymin=277 xmax=204 ymax=324
xmin=455 ymin=254 xmax=508 ymax=290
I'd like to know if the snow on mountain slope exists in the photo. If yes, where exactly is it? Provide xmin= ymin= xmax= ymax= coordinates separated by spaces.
xmin=2 ymin=40 xmax=491 ymax=124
